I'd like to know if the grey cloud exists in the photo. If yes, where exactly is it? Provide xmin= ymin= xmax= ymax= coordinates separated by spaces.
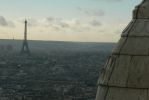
xmin=28 ymin=19 xmax=38 ymax=27
xmin=85 ymin=10 xmax=105 ymax=17
xmin=44 ymin=17 xmax=103 ymax=33
xmin=47 ymin=17 xmax=62 ymax=23
xmin=90 ymin=19 xmax=102 ymax=26
xmin=0 ymin=16 xmax=15 ymax=27
xmin=0 ymin=16 xmax=8 ymax=26
xmin=47 ymin=17 xmax=55 ymax=22
xmin=46 ymin=17 xmax=69 ymax=28
xmin=69 ymin=25 xmax=88 ymax=32
xmin=18 ymin=18 xmax=38 ymax=27
xmin=77 ymin=7 xmax=105 ymax=17
xmin=59 ymin=22 xmax=69 ymax=28
xmin=51 ymin=26 xmax=61 ymax=31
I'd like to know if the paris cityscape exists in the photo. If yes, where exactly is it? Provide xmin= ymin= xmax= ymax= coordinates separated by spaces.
xmin=0 ymin=20 xmax=115 ymax=99
xmin=0 ymin=38 xmax=114 ymax=100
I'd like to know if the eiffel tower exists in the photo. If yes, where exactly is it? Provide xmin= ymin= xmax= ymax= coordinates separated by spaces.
xmin=20 ymin=20 xmax=30 ymax=55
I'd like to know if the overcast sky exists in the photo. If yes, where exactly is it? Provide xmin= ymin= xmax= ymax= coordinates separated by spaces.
xmin=0 ymin=0 xmax=141 ymax=42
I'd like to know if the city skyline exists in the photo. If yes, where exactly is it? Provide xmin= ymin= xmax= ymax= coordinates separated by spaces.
xmin=0 ymin=0 xmax=141 ymax=42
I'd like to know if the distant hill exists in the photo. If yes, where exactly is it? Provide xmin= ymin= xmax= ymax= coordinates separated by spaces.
xmin=0 ymin=39 xmax=116 ymax=53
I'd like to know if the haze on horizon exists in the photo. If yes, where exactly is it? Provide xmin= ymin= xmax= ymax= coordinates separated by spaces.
xmin=0 ymin=0 xmax=141 ymax=42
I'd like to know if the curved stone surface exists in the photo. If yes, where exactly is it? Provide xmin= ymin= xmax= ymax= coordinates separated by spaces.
xmin=122 ymin=19 xmax=149 ymax=37
xmin=133 ymin=0 xmax=149 ymax=19
xmin=95 ymin=0 xmax=149 ymax=100
xmin=113 ymin=37 xmax=149 ymax=55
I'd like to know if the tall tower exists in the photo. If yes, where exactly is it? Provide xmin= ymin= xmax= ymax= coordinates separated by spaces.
xmin=20 ymin=20 xmax=30 ymax=55
xmin=96 ymin=0 xmax=149 ymax=100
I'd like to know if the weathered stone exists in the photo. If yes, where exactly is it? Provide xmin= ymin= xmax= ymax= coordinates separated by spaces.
xmin=99 ymin=55 xmax=117 ymax=85
xmin=95 ymin=0 xmax=149 ymax=100
xmin=122 ymin=19 xmax=149 ymax=37
xmin=95 ymin=86 xmax=108 ymax=100
xmin=108 ymin=55 xmax=132 ymax=87
xmin=121 ymin=19 xmax=136 ymax=36
xmin=112 ymin=37 xmax=127 ymax=54
xmin=127 ymin=56 xmax=149 ymax=88
xmin=105 ymin=87 xmax=147 ymax=100
xmin=120 ymin=37 xmax=149 ymax=55
xmin=107 ymin=56 xmax=149 ymax=88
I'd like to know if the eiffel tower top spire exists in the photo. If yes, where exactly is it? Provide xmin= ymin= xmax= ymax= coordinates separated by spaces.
xmin=24 ymin=20 xmax=27 ymax=40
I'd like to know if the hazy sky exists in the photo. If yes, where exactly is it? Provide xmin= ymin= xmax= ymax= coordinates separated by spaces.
xmin=0 ymin=0 xmax=141 ymax=42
